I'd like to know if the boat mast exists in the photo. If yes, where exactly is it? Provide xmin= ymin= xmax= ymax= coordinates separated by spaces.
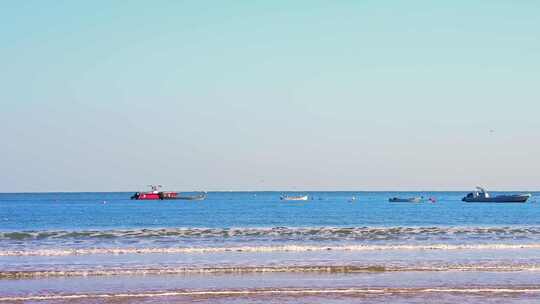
xmin=476 ymin=186 xmax=489 ymax=198
xmin=148 ymin=184 xmax=162 ymax=194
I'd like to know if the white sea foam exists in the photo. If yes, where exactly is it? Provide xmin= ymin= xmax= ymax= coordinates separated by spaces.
xmin=2 ymin=226 xmax=539 ymax=240
xmin=1 ymin=287 xmax=540 ymax=301
xmin=2 ymin=243 xmax=540 ymax=256
xmin=2 ymin=264 xmax=540 ymax=279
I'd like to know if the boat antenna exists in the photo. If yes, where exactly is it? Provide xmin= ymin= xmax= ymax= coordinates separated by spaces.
xmin=148 ymin=185 xmax=162 ymax=192
xmin=475 ymin=186 xmax=486 ymax=193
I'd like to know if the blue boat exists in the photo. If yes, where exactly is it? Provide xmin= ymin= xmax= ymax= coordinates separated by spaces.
xmin=462 ymin=187 xmax=531 ymax=203
xmin=389 ymin=197 xmax=422 ymax=203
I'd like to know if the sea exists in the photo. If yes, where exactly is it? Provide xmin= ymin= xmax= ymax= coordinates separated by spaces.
xmin=1 ymin=191 xmax=540 ymax=303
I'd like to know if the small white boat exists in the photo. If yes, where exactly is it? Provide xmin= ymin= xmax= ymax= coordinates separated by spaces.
xmin=280 ymin=195 xmax=309 ymax=201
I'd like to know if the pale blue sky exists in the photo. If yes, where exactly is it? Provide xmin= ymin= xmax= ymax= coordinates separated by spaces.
xmin=1 ymin=1 xmax=539 ymax=192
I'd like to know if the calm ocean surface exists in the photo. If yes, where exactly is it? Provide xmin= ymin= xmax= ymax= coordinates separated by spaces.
xmin=1 ymin=191 xmax=540 ymax=303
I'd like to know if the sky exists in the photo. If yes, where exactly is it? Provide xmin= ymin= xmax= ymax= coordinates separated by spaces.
xmin=1 ymin=1 xmax=539 ymax=192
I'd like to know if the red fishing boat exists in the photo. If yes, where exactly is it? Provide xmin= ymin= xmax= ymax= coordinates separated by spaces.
xmin=130 ymin=185 xmax=206 ymax=200
xmin=130 ymin=185 xmax=177 ymax=200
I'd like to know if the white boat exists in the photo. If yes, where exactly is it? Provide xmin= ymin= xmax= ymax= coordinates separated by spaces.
xmin=280 ymin=195 xmax=309 ymax=201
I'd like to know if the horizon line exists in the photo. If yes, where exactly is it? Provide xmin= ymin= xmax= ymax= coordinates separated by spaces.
xmin=1 ymin=189 xmax=539 ymax=194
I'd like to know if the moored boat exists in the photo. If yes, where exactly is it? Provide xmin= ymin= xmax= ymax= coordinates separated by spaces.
xmin=462 ymin=187 xmax=531 ymax=203
xmin=131 ymin=185 xmax=166 ymax=200
xmin=130 ymin=185 xmax=206 ymax=201
xmin=389 ymin=197 xmax=422 ymax=203
xmin=280 ymin=195 xmax=309 ymax=201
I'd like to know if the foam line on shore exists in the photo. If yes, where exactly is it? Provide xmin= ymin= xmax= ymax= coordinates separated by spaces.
xmin=3 ymin=243 xmax=540 ymax=256
xmin=2 ymin=264 xmax=540 ymax=279
xmin=2 ymin=287 xmax=540 ymax=301
xmin=2 ymin=226 xmax=540 ymax=240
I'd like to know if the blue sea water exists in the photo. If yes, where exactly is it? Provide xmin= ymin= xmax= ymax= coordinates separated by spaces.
xmin=1 ymin=191 xmax=539 ymax=230
xmin=1 ymin=191 xmax=540 ymax=303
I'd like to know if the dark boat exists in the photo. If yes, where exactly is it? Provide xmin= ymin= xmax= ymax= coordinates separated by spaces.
xmin=462 ymin=187 xmax=531 ymax=203
xmin=389 ymin=197 xmax=422 ymax=203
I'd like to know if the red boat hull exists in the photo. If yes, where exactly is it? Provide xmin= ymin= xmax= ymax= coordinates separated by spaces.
xmin=135 ymin=193 xmax=161 ymax=200
xmin=131 ymin=192 xmax=178 ymax=200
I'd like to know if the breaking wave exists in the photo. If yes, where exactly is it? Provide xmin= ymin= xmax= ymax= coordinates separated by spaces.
xmin=3 ymin=263 xmax=540 ymax=279
xmin=3 ymin=243 xmax=540 ymax=256
xmin=2 ymin=287 xmax=540 ymax=301
xmin=2 ymin=226 xmax=540 ymax=241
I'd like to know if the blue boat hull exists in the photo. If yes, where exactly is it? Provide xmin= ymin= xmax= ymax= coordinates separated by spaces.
xmin=462 ymin=195 xmax=530 ymax=203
